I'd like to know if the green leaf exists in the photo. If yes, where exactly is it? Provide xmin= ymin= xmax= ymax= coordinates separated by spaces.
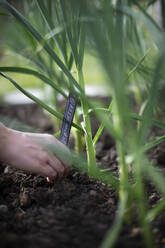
xmin=78 ymin=25 xmax=86 ymax=71
xmin=143 ymin=135 xmax=165 ymax=152
xmin=127 ymin=54 xmax=154 ymax=79
xmin=123 ymin=3 xmax=164 ymax=50
xmin=127 ymin=48 xmax=151 ymax=80
xmin=146 ymin=199 xmax=165 ymax=223
xmin=59 ymin=0 xmax=79 ymax=67
xmin=35 ymin=0 xmax=66 ymax=61
xmin=138 ymin=56 xmax=164 ymax=145
xmin=88 ymin=107 xmax=110 ymax=114
xmin=0 ymin=72 xmax=63 ymax=119
xmin=89 ymin=102 xmax=121 ymax=142
xmin=53 ymin=130 xmax=61 ymax=138
xmin=129 ymin=112 xmax=165 ymax=129
xmin=93 ymin=102 xmax=113 ymax=145
xmin=0 ymin=10 xmax=8 ymax=15
xmin=0 ymin=66 xmax=67 ymax=98
xmin=0 ymin=72 xmax=82 ymax=131
xmin=143 ymin=161 xmax=165 ymax=196
xmin=0 ymin=0 xmax=82 ymax=94
xmin=91 ymin=107 xmax=165 ymax=146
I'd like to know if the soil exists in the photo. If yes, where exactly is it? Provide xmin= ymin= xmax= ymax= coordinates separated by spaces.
xmin=0 ymin=103 xmax=165 ymax=248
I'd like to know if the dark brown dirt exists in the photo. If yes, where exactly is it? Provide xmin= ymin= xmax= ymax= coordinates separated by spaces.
xmin=0 ymin=103 xmax=165 ymax=248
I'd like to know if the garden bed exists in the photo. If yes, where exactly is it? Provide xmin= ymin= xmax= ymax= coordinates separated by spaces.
xmin=0 ymin=104 xmax=165 ymax=248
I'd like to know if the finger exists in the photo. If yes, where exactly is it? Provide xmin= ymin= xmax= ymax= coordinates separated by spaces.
xmin=47 ymin=154 xmax=65 ymax=178
xmin=62 ymin=161 xmax=71 ymax=177
xmin=40 ymin=163 xmax=57 ymax=178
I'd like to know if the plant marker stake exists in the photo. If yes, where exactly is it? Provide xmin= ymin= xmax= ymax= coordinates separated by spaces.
xmin=46 ymin=95 xmax=76 ymax=183
xmin=59 ymin=94 xmax=77 ymax=145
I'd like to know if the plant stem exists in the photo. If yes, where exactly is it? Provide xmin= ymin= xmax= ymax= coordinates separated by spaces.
xmin=135 ymin=153 xmax=154 ymax=248
xmin=112 ymin=98 xmax=128 ymax=194
xmin=74 ymin=110 xmax=84 ymax=154
xmin=117 ymin=141 xmax=132 ymax=224
xmin=113 ymin=100 xmax=130 ymax=222
xmin=78 ymin=69 xmax=97 ymax=176
xmin=118 ymin=143 xmax=128 ymax=195
xmin=100 ymin=191 xmax=127 ymax=248
xmin=93 ymin=101 xmax=113 ymax=145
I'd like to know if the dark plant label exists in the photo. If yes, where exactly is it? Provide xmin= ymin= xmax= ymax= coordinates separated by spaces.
xmin=59 ymin=95 xmax=76 ymax=145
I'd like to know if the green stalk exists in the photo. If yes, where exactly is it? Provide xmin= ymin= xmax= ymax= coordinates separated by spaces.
xmin=48 ymin=58 xmax=60 ymax=130
xmin=112 ymin=95 xmax=129 ymax=209
xmin=134 ymin=153 xmax=154 ymax=248
xmin=117 ymin=143 xmax=129 ymax=196
xmin=78 ymin=69 xmax=97 ymax=176
xmin=74 ymin=110 xmax=84 ymax=154
xmin=100 ymin=191 xmax=127 ymax=248
xmin=93 ymin=101 xmax=113 ymax=145
xmin=112 ymin=98 xmax=131 ymax=223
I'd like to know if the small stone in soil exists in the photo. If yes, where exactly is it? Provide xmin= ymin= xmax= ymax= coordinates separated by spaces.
xmin=12 ymin=198 xmax=19 ymax=208
xmin=89 ymin=190 xmax=97 ymax=197
xmin=19 ymin=189 xmax=31 ymax=207
xmin=131 ymin=227 xmax=141 ymax=237
xmin=0 ymin=204 xmax=8 ymax=214
xmin=149 ymin=193 xmax=157 ymax=203
xmin=153 ymin=228 xmax=159 ymax=234
xmin=107 ymin=198 xmax=115 ymax=205
xmin=72 ymin=172 xmax=79 ymax=178
xmin=15 ymin=208 xmax=25 ymax=220
xmin=162 ymin=238 xmax=165 ymax=243
xmin=4 ymin=166 xmax=13 ymax=174
xmin=102 ymin=154 xmax=110 ymax=163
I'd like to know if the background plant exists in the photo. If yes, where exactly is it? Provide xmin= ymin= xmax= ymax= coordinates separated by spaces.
xmin=0 ymin=0 xmax=165 ymax=248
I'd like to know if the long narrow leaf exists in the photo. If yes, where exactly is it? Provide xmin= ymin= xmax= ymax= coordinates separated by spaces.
xmin=59 ymin=0 xmax=79 ymax=66
xmin=0 ymin=0 xmax=82 ymax=93
xmin=89 ymin=108 xmax=165 ymax=130
xmin=0 ymin=72 xmax=82 ymax=131
xmin=143 ymin=161 xmax=165 ymax=196
xmin=123 ymin=4 xmax=164 ymax=50
xmin=0 ymin=66 xmax=67 ymax=98
xmin=139 ymin=56 xmax=164 ymax=144
xmin=93 ymin=102 xmax=113 ymax=145
xmin=143 ymin=135 xmax=165 ymax=152
xmin=129 ymin=113 xmax=165 ymax=129
xmin=146 ymin=199 xmax=165 ymax=223
xmin=127 ymin=48 xmax=151 ymax=80
xmin=35 ymin=0 xmax=66 ymax=61
xmin=89 ymin=102 xmax=121 ymax=141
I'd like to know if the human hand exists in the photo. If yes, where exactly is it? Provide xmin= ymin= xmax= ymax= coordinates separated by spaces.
xmin=0 ymin=128 xmax=71 ymax=179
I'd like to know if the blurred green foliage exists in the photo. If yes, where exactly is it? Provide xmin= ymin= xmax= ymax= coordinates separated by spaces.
xmin=0 ymin=1 xmax=165 ymax=248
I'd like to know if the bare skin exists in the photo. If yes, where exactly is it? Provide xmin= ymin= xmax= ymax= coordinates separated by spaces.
xmin=0 ymin=122 xmax=70 ymax=180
